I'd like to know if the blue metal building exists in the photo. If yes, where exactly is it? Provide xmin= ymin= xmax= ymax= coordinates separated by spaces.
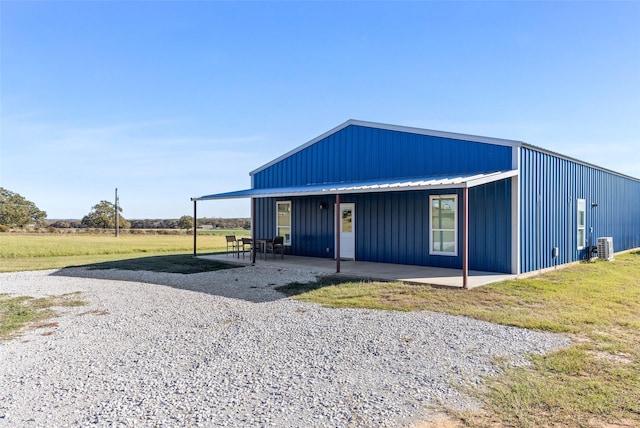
xmin=194 ymin=120 xmax=640 ymax=280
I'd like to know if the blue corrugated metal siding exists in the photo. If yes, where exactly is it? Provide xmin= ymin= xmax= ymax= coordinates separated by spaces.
xmin=292 ymin=195 xmax=335 ymax=257
xmin=355 ymin=184 xmax=511 ymax=272
xmin=255 ymin=197 xmax=334 ymax=258
xmin=468 ymin=179 xmax=512 ymax=273
xmin=520 ymin=147 xmax=640 ymax=273
xmin=255 ymin=182 xmax=513 ymax=273
xmin=253 ymin=125 xmax=513 ymax=188
xmin=254 ymin=198 xmax=275 ymax=242
xmin=354 ymin=192 xmax=431 ymax=265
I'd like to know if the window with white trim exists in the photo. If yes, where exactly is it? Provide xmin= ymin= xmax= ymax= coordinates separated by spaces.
xmin=430 ymin=194 xmax=457 ymax=256
xmin=276 ymin=201 xmax=292 ymax=246
xmin=577 ymin=199 xmax=586 ymax=249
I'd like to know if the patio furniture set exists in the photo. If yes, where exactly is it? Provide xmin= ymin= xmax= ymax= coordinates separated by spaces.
xmin=225 ymin=235 xmax=284 ymax=260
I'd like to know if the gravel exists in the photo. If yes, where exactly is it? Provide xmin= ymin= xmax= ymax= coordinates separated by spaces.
xmin=0 ymin=266 xmax=570 ymax=427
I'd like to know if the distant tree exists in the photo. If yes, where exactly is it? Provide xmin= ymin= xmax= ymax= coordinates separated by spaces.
xmin=177 ymin=215 xmax=194 ymax=231
xmin=81 ymin=200 xmax=130 ymax=229
xmin=50 ymin=221 xmax=71 ymax=228
xmin=0 ymin=187 xmax=47 ymax=227
xmin=129 ymin=220 xmax=145 ymax=229
xmin=160 ymin=219 xmax=176 ymax=229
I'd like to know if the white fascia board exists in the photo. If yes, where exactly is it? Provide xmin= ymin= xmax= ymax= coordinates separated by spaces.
xmin=463 ymin=170 xmax=519 ymax=188
xmin=250 ymin=119 xmax=524 ymax=177
xmin=512 ymin=145 xmax=520 ymax=171
xmin=192 ymin=194 xmax=249 ymax=201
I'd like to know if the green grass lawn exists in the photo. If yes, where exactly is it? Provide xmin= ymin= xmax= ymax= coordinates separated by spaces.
xmin=278 ymin=252 xmax=640 ymax=427
xmin=0 ymin=232 xmax=249 ymax=272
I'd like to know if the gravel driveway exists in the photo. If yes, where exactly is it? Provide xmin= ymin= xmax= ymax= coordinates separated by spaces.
xmin=0 ymin=266 xmax=569 ymax=427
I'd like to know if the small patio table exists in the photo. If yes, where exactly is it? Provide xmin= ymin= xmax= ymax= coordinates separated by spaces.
xmin=254 ymin=238 xmax=271 ymax=260
xmin=235 ymin=238 xmax=252 ymax=259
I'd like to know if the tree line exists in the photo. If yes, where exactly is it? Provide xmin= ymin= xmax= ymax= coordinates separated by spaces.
xmin=50 ymin=217 xmax=250 ymax=230
xmin=0 ymin=188 xmax=47 ymax=227
xmin=1 ymin=188 xmax=249 ymax=230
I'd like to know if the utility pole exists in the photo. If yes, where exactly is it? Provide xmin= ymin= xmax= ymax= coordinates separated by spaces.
xmin=115 ymin=188 xmax=119 ymax=237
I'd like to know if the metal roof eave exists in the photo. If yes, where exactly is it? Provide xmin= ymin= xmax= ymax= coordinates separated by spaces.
xmin=192 ymin=170 xmax=518 ymax=201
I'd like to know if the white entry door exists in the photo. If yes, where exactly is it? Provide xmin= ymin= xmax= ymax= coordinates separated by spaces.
xmin=336 ymin=203 xmax=355 ymax=260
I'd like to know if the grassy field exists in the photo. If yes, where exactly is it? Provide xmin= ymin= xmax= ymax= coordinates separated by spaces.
xmin=278 ymin=252 xmax=640 ymax=427
xmin=0 ymin=231 xmax=249 ymax=272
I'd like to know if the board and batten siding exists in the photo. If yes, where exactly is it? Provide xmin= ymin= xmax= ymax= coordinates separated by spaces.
xmin=252 ymin=124 xmax=513 ymax=188
xmin=519 ymin=146 xmax=640 ymax=273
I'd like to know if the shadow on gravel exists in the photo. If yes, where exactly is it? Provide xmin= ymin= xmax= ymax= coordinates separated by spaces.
xmin=50 ymin=254 xmax=288 ymax=303
xmin=73 ymin=254 xmax=238 ymax=274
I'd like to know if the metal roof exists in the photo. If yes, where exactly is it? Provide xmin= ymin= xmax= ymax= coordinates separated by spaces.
xmin=192 ymin=170 xmax=518 ymax=201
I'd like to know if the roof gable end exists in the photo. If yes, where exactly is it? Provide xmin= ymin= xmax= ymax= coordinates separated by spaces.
xmin=250 ymin=119 xmax=523 ymax=177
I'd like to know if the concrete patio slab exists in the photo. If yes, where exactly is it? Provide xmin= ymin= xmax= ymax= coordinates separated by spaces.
xmin=198 ymin=252 xmax=516 ymax=289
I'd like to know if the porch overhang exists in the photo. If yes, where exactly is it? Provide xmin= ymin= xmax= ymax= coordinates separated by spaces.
xmin=191 ymin=170 xmax=518 ymax=201
xmin=191 ymin=169 xmax=519 ymax=286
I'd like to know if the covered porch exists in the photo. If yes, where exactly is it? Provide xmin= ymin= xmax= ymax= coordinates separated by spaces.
xmin=198 ymin=253 xmax=516 ymax=289
xmin=192 ymin=170 xmax=519 ymax=289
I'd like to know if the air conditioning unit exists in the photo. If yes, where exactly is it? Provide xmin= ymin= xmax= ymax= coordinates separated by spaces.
xmin=597 ymin=237 xmax=614 ymax=261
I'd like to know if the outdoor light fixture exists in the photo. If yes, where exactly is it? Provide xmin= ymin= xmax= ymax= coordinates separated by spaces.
xmin=319 ymin=202 xmax=327 ymax=210
xmin=592 ymin=203 xmax=598 ymax=208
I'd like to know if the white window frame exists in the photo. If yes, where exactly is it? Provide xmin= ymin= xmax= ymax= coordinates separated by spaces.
xmin=429 ymin=194 xmax=458 ymax=256
xmin=577 ymin=198 xmax=586 ymax=250
xmin=276 ymin=201 xmax=292 ymax=246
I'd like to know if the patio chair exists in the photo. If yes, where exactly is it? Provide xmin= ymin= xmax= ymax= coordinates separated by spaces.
xmin=225 ymin=235 xmax=239 ymax=256
xmin=239 ymin=237 xmax=253 ymax=259
xmin=265 ymin=236 xmax=284 ymax=259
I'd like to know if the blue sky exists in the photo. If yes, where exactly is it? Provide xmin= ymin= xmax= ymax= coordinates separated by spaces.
xmin=1 ymin=1 xmax=639 ymax=219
